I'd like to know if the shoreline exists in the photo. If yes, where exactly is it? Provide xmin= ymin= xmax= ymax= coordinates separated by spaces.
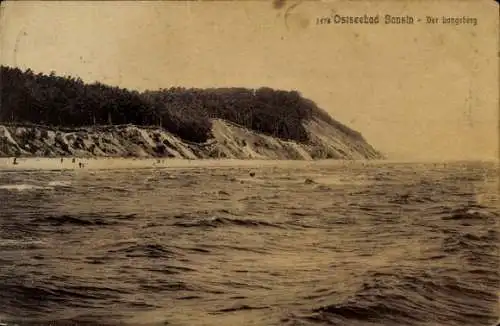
xmin=0 ymin=157 xmax=496 ymax=172
xmin=0 ymin=157 xmax=316 ymax=171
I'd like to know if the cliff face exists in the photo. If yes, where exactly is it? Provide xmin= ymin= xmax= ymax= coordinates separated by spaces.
xmin=0 ymin=118 xmax=382 ymax=160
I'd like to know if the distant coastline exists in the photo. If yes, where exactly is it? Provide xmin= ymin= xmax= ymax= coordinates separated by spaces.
xmin=0 ymin=66 xmax=383 ymax=160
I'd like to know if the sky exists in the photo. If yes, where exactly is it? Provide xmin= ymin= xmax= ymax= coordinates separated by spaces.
xmin=1 ymin=0 xmax=498 ymax=161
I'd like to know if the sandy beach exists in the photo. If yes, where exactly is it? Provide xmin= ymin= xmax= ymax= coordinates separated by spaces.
xmin=1 ymin=157 xmax=496 ymax=172
xmin=0 ymin=157 xmax=319 ymax=171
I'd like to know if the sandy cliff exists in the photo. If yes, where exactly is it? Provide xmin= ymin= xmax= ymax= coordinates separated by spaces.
xmin=0 ymin=118 xmax=382 ymax=160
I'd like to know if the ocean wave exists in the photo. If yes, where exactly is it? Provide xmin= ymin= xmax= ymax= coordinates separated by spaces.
xmin=442 ymin=230 xmax=498 ymax=255
xmin=0 ymin=317 xmax=119 ymax=326
xmin=139 ymin=281 xmax=193 ymax=293
xmin=309 ymin=300 xmax=415 ymax=325
xmin=388 ymin=193 xmax=437 ymax=205
xmin=31 ymin=214 xmax=116 ymax=227
xmin=107 ymin=243 xmax=178 ymax=258
xmin=300 ymin=271 xmax=499 ymax=326
xmin=0 ymin=281 xmax=129 ymax=314
xmin=443 ymin=206 xmax=498 ymax=221
xmin=0 ymin=239 xmax=46 ymax=250
xmin=173 ymin=216 xmax=284 ymax=229
xmin=212 ymin=304 xmax=269 ymax=314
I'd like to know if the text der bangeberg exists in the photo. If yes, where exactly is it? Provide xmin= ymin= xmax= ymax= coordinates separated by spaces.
xmin=316 ymin=14 xmax=478 ymax=26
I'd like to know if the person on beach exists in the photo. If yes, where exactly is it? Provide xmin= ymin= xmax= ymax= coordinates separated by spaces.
xmin=13 ymin=157 xmax=18 ymax=165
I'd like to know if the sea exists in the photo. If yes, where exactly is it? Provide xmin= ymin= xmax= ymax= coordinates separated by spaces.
xmin=0 ymin=160 xmax=498 ymax=326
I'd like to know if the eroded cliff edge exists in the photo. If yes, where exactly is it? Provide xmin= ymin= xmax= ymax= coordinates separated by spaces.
xmin=0 ymin=118 xmax=382 ymax=160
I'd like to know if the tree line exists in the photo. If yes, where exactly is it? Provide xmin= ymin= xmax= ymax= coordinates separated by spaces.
xmin=0 ymin=65 xmax=362 ymax=143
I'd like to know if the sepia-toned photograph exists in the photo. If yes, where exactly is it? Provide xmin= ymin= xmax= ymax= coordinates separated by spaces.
xmin=0 ymin=0 xmax=498 ymax=325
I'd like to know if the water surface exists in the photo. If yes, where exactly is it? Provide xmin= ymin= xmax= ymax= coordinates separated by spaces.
xmin=0 ymin=160 xmax=498 ymax=326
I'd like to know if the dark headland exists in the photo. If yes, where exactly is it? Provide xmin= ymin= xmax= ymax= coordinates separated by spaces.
xmin=0 ymin=66 xmax=383 ymax=160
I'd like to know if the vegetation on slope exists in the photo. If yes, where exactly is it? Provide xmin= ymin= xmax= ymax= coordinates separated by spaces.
xmin=1 ymin=65 xmax=364 ymax=143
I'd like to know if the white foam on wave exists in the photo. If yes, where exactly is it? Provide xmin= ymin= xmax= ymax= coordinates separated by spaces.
xmin=464 ymin=208 xmax=497 ymax=219
xmin=0 ymin=184 xmax=53 ymax=191
xmin=47 ymin=180 xmax=72 ymax=187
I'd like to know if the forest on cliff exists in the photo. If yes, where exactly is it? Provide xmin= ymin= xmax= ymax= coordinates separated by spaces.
xmin=0 ymin=65 xmax=363 ymax=144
